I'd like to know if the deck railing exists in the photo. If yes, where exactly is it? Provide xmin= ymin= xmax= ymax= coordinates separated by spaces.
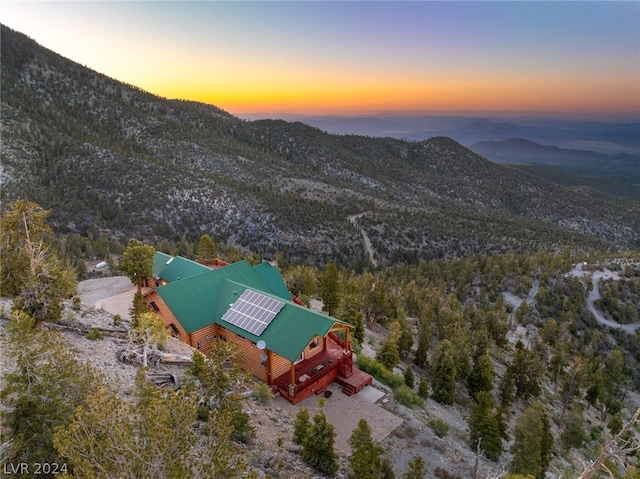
xmin=276 ymin=358 xmax=340 ymax=399
xmin=275 ymin=333 xmax=354 ymax=402
xmin=327 ymin=331 xmax=351 ymax=351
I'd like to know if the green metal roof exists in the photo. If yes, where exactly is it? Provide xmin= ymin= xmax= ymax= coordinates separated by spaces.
xmin=152 ymin=253 xmax=210 ymax=283
xmin=156 ymin=260 xmax=268 ymax=332
xmin=155 ymin=256 xmax=351 ymax=362
xmin=252 ymin=262 xmax=292 ymax=300
xmin=215 ymin=279 xmax=346 ymax=362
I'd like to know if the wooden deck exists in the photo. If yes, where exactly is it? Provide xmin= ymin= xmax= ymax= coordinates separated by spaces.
xmin=274 ymin=338 xmax=372 ymax=404
xmin=335 ymin=366 xmax=373 ymax=396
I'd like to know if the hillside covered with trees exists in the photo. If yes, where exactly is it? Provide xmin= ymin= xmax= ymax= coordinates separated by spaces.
xmin=2 ymin=25 xmax=639 ymax=270
xmin=1 ymin=200 xmax=638 ymax=478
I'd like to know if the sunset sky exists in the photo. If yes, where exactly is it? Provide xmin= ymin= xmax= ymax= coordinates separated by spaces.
xmin=3 ymin=1 xmax=639 ymax=119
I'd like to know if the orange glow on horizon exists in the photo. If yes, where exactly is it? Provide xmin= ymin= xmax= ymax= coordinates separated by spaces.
xmin=145 ymin=73 xmax=640 ymax=117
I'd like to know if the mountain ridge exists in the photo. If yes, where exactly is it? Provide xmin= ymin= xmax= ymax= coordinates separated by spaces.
xmin=471 ymin=137 xmax=640 ymax=170
xmin=1 ymin=25 xmax=639 ymax=264
xmin=469 ymin=138 xmax=640 ymax=198
xmin=275 ymin=113 xmax=640 ymax=154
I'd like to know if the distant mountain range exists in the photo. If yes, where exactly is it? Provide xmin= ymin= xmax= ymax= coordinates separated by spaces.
xmin=274 ymin=114 xmax=640 ymax=155
xmin=468 ymin=138 xmax=640 ymax=197
xmin=1 ymin=25 xmax=639 ymax=264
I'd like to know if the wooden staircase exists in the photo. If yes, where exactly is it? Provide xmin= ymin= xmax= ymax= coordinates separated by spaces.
xmin=336 ymin=367 xmax=373 ymax=397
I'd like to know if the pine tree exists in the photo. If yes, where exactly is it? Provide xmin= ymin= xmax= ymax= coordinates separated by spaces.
xmin=284 ymin=264 xmax=317 ymax=298
xmin=199 ymin=338 xmax=246 ymax=404
xmin=376 ymin=321 xmax=401 ymax=370
xmin=431 ymin=339 xmax=457 ymax=405
xmin=13 ymin=254 xmax=75 ymax=325
xmin=302 ymin=410 xmax=338 ymax=477
xmin=361 ymin=272 xmax=394 ymax=324
xmin=195 ymin=233 xmax=218 ymax=262
xmin=348 ymin=419 xmax=384 ymax=479
xmin=404 ymin=365 xmax=415 ymax=389
xmin=397 ymin=316 xmax=414 ymax=358
xmin=515 ymin=300 xmax=532 ymax=325
xmin=414 ymin=312 xmax=430 ymax=368
xmin=0 ymin=199 xmax=53 ymax=296
xmin=380 ymin=457 xmax=396 ymax=479
xmin=511 ymin=341 xmax=541 ymax=400
xmin=510 ymin=403 xmax=554 ymax=478
xmin=1 ymin=311 xmax=102 ymax=468
xmin=196 ymin=339 xmax=255 ymax=444
xmin=293 ymin=407 xmax=311 ymax=445
xmin=54 ymin=386 xmax=137 ymax=477
xmin=54 ymin=372 xmax=250 ymax=478
xmin=118 ymin=239 xmax=155 ymax=295
xmin=188 ymin=350 xmax=207 ymax=379
xmin=418 ymin=375 xmax=429 ymax=399
xmin=402 ymin=455 xmax=425 ymax=479
xmin=602 ymin=348 xmax=626 ymax=414
xmin=499 ymin=365 xmax=516 ymax=408
xmin=468 ymin=391 xmax=503 ymax=461
xmin=320 ymin=261 xmax=341 ymax=316
xmin=585 ymin=359 xmax=604 ymax=408
xmin=129 ymin=291 xmax=149 ymax=329
xmin=1 ymin=200 xmax=76 ymax=325
xmin=560 ymin=409 xmax=587 ymax=451
xmin=339 ymin=279 xmax=365 ymax=343
xmin=468 ymin=352 xmax=495 ymax=398
xmin=538 ymin=404 xmax=553 ymax=477
xmin=376 ymin=340 xmax=401 ymax=370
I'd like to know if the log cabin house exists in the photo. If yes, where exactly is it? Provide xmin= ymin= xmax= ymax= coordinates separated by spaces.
xmin=143 ymin=252 xmax=372 ymax=404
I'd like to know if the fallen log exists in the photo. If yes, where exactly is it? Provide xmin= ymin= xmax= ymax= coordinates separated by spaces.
xmin=117 ymin=347 xmax=161 ymax=366
xmin=160 ymin=353 xmax=193 ymax=365
xmin=93 ymin=325 xmax=128 ymax=339
xmin=43 ymin=320 xmax=128 ymax=339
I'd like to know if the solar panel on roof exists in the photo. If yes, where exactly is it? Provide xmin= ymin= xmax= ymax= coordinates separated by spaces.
xmin=221 ymin=289 xmax=285 ymax=336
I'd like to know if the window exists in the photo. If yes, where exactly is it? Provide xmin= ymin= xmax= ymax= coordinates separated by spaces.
xmin=150 ymin=301 xmax=160 ymax=313
xmin=294 ymin=351 xmax=304 ymax=364
xmin=169 ymin=323 xmax=180 ymax=337
xmin=309 ymin=337 xmax=319 ymax=349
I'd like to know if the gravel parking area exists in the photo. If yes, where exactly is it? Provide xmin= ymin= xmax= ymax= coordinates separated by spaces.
xmin=77 ymin=276 xmax=136 ymax=319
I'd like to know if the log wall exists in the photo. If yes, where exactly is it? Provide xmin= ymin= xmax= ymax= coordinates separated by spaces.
xmin=270 ymin=352 xmax=291 ymax=384
xmin=144 ymin=291 xmax=191 ymax=345
xmin=216 ymin=325 xmax=268 ymax=382
xmin=190 ymin=324 xmax=218 ymax=354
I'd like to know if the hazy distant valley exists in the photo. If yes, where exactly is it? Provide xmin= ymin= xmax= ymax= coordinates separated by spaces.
xmin=279 ymin=113 xmax=640 ymax=155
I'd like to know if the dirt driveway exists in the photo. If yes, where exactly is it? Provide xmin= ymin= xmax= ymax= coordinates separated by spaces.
xmin=77 ymin=276 xmax=136 ymax=319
